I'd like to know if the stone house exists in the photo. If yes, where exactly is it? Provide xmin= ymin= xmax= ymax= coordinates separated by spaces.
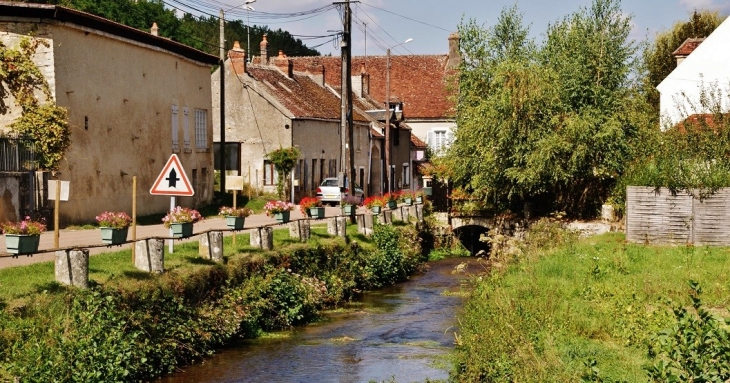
xmin=657 ymin=16 xmax=730 ymax=129
xmin=0 ymin=3 xmax=219 ymax=225
xmin=212 ymin=40 xmax=410 ymax=200
xmin=288 ymin=33 xmax=460 ymax=189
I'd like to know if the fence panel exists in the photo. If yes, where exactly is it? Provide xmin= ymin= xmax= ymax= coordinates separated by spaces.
xmin=0 ymin=135 xmax=38 ymax=172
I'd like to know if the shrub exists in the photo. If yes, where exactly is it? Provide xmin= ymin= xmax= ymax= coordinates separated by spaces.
xmin=0 ymin=216 xmax=46 ymax=235
xmin=95 ymin=211 xmax=132 ymax=229
xmin=298 ymin=197 xmax=322 ymax=214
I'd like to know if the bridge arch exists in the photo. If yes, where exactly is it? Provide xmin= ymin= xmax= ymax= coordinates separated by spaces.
xmin=452 ymin=224 xmax=490 ymax=256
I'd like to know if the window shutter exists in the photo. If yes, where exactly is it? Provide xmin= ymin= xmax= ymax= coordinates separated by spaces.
xmin=183 ymin=107 xmax=190 ymax=149
xmin=171 ymin=105 xmax=179 ymax=150
xmin=445 ymin=129 xmax=454 ymax=148
xmin=427 ymin=131 xmax=433 ymax=149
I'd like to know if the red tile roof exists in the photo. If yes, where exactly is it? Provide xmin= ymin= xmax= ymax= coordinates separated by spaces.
xmin=290 ymin=55 xmax=455 ymax=120
xmin=672 ymin=38 xmax=705 ymax=57
xmin=410 ymin=133 xmax=427 ymax=148
xmin=245 ymin=65 xmax=369 ymax=122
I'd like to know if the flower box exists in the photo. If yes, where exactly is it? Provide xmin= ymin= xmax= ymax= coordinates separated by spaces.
xmin=275 ymin=211 xmax=291 ymax=224
xmin=342 ymin=205 xmax=356 ymax=216
xmin=170 ymin=222 xmax=194 ymax=238
xmin=225 ymin=216 xmax=246 ymax=230
xmin=386 ymin=200 xmax=397 ymax=210
xmin=371 ymin=206 xmax=382 ymax=215
xmin=404 ymin=197 xmax=413 ymax=206
xmin=310 ymin=207 xmax=325 ymax=219
xmin=100 ymin=227 xmax=128 ymax=245
xmin=5 ymin=234 xmax=40 ymax=255
xmin=416 ymin=196 xmax=424 ymax=204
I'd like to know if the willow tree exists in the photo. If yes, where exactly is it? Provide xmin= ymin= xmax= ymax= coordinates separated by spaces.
xmin=446 ymin=0 xmax=649 ymax=217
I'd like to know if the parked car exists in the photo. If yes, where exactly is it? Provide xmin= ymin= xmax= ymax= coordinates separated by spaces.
xmin=316 ymin=177 xmax=364 ymax=206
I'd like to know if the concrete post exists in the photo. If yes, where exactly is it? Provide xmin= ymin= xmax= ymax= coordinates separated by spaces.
xmin=364 ymin=214 xmax=375 ymax=235
xmin=382 ymin=210 xmax=393 ymax=224
xmin=401 ymin=206 xmax=410 ymax=222
xmin=55 ymin=249 xmax=89 ymax=288
xmin=392 ymin=207 xmax=404 ymax=222
xmin=327 ymin=217 xmax=347 ymax=238
xmin=251 ymin=227 xmax=274 ymax=250
xmin=199 ymin=231 xmax=224 ymax=263
xmin=135 ymin=239 xmax=164 ymax=273
xmin=410 ymin=205 xmax=423 ymax=222
xmin=356 ymin=214 xmax=366 ymax=234
xmin=289 ymin=220 xmax=311 ymax=242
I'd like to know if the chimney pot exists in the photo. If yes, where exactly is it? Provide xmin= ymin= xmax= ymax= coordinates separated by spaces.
xmin=260 ymin=34 xmax=268 ymax=65
xmin=229 ymin=40 xmax=247 ymax=74
xmin=151 ymin=22 xmax=159 ymax=36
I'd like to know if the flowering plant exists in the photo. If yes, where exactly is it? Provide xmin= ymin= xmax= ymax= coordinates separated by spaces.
xmin=384 ymin=192 xmax=399 ymax=202
xmin=0 ymin=216 xmax=46 ymax=235
xmin=364 ymin=196 xmax=384 ymax=208
xmin=95 ymin=211 xmax=132 ymax=229
xmin=341 ymin=195 xmax=361 ymax=207
xmin=264 ymin=200 xmax=295 ymax=216
xmin=218 ymin=206 xmax=253 ymax=218
xmin=398 ymin=189 xmax=415 ymax=201
xmin=299 ymin=197 xmax=322 ymax=214
xmin=162 ymin=206 xmax=203 ymax=228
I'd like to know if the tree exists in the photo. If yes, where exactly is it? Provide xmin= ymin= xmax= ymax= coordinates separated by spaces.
xmin=266 ymin=147 xmax=300 ymax=201
xmin=445 ymin=0 xmax=649 ymax=217
xmin=643 ymin=10 xmax=724 ymax=113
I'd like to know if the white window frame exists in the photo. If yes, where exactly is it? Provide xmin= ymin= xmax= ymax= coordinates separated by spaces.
xmin=195 ymin=109 xmax=207 ymax=149
xmin=171 ymin=105 xmax=179 ymax=151
xmin=403 ymin=162 xmax=410 ymax=186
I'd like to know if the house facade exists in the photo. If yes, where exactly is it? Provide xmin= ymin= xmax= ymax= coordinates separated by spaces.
xmin=657 ymin=17 xmax=730 ymax=129
xmin=213 ymin=41 xmax=400 ymax=201
xmin=0 ymin=2 xmax=218 ymax=224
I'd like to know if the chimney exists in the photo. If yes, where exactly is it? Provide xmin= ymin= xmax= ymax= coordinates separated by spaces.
xmin=260 ymin=34 xmax=268 ymax=65
xmin=229 ymin=41 xmax=246 ymax=74
xmin=150 ymin=22 xmax=159 ymax=36
xmin=360 ymin=63 xmax=370 ymax=97
xmin=274 ymin=50 xmax=293 ymax=78
xmin=447 ymin=32 xmax=461 ymax=70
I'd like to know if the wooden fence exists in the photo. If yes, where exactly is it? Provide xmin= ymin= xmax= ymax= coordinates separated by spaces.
xmin=626 ymin=186 xmax=730 ymax=245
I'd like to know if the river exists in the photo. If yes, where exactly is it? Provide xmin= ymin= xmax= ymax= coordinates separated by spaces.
xmin=158 ymin=257 xmax=474 ymax=383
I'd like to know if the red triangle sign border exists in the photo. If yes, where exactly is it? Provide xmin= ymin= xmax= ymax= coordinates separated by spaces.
xmin=150 ymin=154 xmax=195 ymax=196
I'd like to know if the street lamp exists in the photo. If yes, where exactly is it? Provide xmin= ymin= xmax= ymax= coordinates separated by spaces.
xmin=243 ymin=0 xmax=256 ymax=62
xmin=384 ymin=37 xmax=412 ymax=193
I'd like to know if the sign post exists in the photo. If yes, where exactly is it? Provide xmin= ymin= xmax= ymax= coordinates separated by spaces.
xmin=48 ymin=180 xmax=70 ymax=248
xmin=226 ymin=176 xmax=244 ymax=245
xmin=150 ymin=154 xmax=195 ymax=253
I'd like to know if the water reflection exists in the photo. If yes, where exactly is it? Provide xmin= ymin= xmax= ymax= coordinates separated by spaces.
xmin=158 ymin=257 xmax=473 ymax=383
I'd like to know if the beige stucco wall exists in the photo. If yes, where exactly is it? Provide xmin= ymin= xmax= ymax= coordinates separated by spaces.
xmin=3 ymin=21 xmax=215 ymax=225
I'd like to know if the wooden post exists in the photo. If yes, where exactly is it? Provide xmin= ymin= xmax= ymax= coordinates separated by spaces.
xmin=232 ymin=190 xmax=237 ymax=245
xmin=54 ymin=179 xmax=60 ymax=248
xmin=132 ymin=176 xmax=137 ymax=264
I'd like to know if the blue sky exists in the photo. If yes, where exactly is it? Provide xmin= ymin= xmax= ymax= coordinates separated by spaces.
xmin=206 ymin=0 xmax=730 ymax=57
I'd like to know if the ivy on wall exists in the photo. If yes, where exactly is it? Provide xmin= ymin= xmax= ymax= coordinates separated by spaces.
xmin=0 ymin=36 xmax=70 ymax=170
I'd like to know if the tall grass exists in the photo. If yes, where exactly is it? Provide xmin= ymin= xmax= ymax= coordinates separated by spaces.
xmin=454 ymin=222 xmax=730 ymax=382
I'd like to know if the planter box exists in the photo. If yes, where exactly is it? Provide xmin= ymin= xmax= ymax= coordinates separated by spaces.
xmin=5 ymin=234 xmax=40 ymax=255
xmin=404 ymin=197 xmax=413 ymax=206
xmin=371 ymin=206 xmax=382 ymax=215
xmin=343 ymin=205 xmax=356 ymax=216
xmin=386 ymin=200 xmax=397 ymax=210
xmin=310 ymin=207 xmax=325 ymax=219
xmin=170 ymin=222 xmax=194 ymax=238
xmin=274 ymin=211 xmax=291 ymax=224
xmin=100 ymin=227 xmax=129 ymax=245
xmin=416 ymin=196 xmax=424 ymax=204
xmin=225 ymin=216 xmax=246 ymax=230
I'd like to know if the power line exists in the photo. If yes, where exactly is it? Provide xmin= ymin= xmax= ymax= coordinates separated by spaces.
xmin=359 ymin=1 xmax=452 ymax=33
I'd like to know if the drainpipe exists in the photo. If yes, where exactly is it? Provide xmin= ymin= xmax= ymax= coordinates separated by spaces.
xmin=367 ymin=127 xmax=373 ymax=194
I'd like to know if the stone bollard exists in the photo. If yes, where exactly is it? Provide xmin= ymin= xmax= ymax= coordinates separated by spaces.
xmin=199 ymin=231 xmax=224 ymax=262
xmin=409 ymin=205 xmax=422 ymax=222
xmin=356 ymin=215 xmax=365 ymax=234
xmin=289 ymin=220 xmax=311 ymax=242
xmin=402 ymin=206 xmax=410 ymax=222
xmin=382 ymin=210 xmax=393 ymax=224
xmin=327 ymin=217 xmax=347 ymax=238
xmin=363 ymin=213 xmax=375 ymax=235
xmin=55 ymin=249 xmax=89 ymax=288
xmin=135 ymin=238 xmax=164 ymax=273
xmin=251 ymin=227 xmax=274 ymax=250
xmin=601 ymin=204 xmax=615 ymax=222
xmin=392 ymin=207 xmax=404 ymax=222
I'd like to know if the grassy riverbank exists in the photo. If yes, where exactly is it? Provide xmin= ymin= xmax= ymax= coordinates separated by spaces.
xmin=453 ymin=220 xmax=730 ymax=382
xmin=0 ymin=222 xmax=428 ymax=382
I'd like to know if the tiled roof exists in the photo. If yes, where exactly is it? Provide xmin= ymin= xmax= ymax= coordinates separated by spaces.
xmin=410 ymin=133 xmax=427 ymax=148
xmin=678 ymin=113 xmax=727 ymax=132
xmin=672 ymin=38 xmax=705 ymax=57
xmin=290 ymin=55 xmax=455 ymax=120
xmin=245 ymin=65 xmax=369 ymax=122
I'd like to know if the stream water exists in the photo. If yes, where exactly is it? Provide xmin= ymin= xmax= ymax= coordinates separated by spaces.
xmin=158 ymin=257 xmax=474 ymax=383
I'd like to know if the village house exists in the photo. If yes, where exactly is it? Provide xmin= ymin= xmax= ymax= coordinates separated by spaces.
xmin=0 ymin=2 xmax=219 ymax=225
xmin=212 ymin=38 xmax=411 ymax=200
xmin=288 ymin=33 xmax=460 ymax=189
xmin=657 ymin=16 xmax=730 ymax=129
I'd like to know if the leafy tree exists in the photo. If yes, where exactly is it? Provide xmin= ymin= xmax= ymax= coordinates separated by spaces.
xmin=266 ymin=147 xmax=300 ymax=201
xmin=445 ymin=0 xmax=649 ymax=217
xmin=643 ymin=10 xmax=724 ymax=113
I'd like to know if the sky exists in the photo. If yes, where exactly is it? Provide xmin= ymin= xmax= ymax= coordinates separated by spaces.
xmin=202 ymin=0 xmax=730 ymax=57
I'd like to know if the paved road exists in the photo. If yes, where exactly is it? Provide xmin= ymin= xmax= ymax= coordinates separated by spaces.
xmin=0 ymin=206 xmax=356 ymax=269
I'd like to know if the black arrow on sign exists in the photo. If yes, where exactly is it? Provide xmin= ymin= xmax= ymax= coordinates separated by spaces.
xmin=166 ymin=168 xmax=180 ymax=189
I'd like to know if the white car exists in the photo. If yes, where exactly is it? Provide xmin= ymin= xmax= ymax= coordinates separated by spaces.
xmin=316 ymin=177 xmax=364 ymax=206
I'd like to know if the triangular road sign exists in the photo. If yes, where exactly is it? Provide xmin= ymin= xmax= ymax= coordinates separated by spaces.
xmin=150 ymin=154 xmax=195 ymax=196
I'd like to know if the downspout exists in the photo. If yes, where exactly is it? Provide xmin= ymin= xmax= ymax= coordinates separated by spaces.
xmin=367 ymin=125 xmax=373 ymax=194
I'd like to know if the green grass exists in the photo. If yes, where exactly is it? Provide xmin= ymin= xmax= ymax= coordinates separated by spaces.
xmin=0 ymin=223 xmax=374 ymax=303
xmin=455 ymin=231 xmax=730 ymax=382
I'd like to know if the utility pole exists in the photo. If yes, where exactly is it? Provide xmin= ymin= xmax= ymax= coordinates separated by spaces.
xmin=345 ymin=1 xmax=355 ymax=194
xmin=219 ymin=9 xmax=226 ymax=192
xmin=335 ymin=0 xmax=353 ymax=193
xmin=384 ymin=48 xmax=391 ymax=194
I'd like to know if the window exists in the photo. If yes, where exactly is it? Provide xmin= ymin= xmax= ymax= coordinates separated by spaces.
xmin=329 ymin=159 xmax=337 ymax=177
xmin=403 ymin=163 xmax=410 ymax=186
xmin=434 ymin=130 xmax=446 ymax=150
xmin=264 ymin=160 xmax=278 ymax=186
xmin=311 ymin=159 xmax=317 ymax=191
xmin=171 ymin=105 xmax=179 ymax=151
xmin=195 ymin=109 xmax=207 ymax=149
xmin=213 ymin=143 xmax=240 ymax=173
xmin=320 ymin=160 xmax=325 ymax=185
xmin=183 ymin=107 xmax=191 ymax=150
